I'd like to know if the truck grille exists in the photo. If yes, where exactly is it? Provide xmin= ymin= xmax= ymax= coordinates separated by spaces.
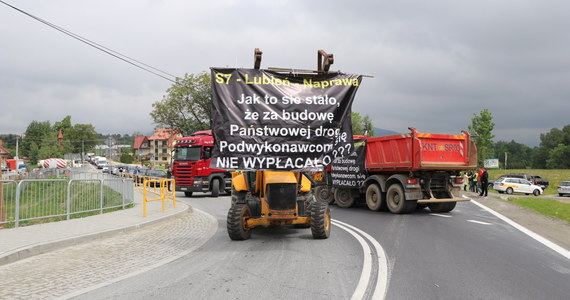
xmin=174 ymin=162 xmax=195 ymax=185
xmin=266 ymin=183 xmax=297 ymax=210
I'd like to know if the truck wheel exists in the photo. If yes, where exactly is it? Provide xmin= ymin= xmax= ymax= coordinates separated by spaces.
xmin=184 ymin=192 xmax=193 ymax=197
xmin=428 ymin=202 xmax=457 ymax=213
xmin=533 ymin=189 xmax=540 ymax=196
xmin=386 ymin=184 xmax=416 ymax=214
xmin=506 ymin=187 xmax=514 ymax=194
xmin=315 ymin=186 xmax=334 ymax=204
xmin=311 ymin=201 xmax=331 ymax=239
xmin=227 ymin=203 xmax=252 ymax=240
xmin=211 ymin=178 xmax=220 ymax=197
xmin=366 ymin=183 xmax=386 ymax=211
xmin=334 ymin=188 xmax=355 ymax=208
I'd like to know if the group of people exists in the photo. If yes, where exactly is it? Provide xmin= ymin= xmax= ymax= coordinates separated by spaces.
xmin=464 ymin=167 xmax=489 ymax=197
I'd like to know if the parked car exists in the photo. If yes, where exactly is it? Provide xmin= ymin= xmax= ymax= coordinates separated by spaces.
xmin=493 ymin=177 xmax=543 ymax=196
xmin=557 ymin=181 xmax=570 ymax=197
xmin=488 ymin=173 xmax=549 ymax=190
xmin=142 ymin=169 xmax=167 ymax=187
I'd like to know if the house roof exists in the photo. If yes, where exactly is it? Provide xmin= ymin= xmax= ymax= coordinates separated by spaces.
xmin=148 ymin=129 xmax=181 ymax=147
xmin=0 ymin=140 xmax=10 ymax=158
xmin=133 ymin=136 xmax=149 ymax=149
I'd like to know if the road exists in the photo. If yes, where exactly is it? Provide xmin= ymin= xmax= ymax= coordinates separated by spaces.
xmin=74 ymin=194 xmax=570 ymax=300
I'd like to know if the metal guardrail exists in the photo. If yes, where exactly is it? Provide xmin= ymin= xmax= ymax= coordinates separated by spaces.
xmin=0 ymin=176 xmax=134 ymax=228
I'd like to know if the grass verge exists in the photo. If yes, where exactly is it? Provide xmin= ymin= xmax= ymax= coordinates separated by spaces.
xmin=507 ymin=197 xmax=570 ymax=223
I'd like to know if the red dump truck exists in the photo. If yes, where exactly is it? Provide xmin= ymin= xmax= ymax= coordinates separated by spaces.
xmin=316 ymin=128 xmax=478 ymax=214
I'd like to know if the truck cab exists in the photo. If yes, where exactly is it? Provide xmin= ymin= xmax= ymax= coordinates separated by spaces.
xmin=172 ymin=130 xmax=232 ymax=197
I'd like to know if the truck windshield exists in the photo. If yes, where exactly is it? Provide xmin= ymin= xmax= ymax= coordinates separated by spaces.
xmin=174 ymin=146 xmax=202 ymax=161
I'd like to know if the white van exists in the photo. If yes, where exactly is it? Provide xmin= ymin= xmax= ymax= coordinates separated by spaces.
xmin=96 ymin=157 xmax=108 ymax=169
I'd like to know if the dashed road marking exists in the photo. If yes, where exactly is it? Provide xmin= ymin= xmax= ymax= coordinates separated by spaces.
xmin=466 ymin=219 xmax=493 ymax=225
xmin=429 ymin=213 xmax=452 ymax=218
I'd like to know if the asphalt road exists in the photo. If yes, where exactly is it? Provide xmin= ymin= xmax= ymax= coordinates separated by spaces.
xmin=332 ymin=202 xmax=570 ymax=299
xmin=74 ymin=195 xmax=366 ymax=300
xmin=75 ymin=194 xmax=570 ymax=300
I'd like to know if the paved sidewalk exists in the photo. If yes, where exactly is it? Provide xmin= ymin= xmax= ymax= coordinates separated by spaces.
xmin=0 ymin=190 xmax=189 ymax=266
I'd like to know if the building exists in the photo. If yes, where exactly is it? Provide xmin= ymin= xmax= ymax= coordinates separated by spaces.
xmin=0 ymin=140 xmax=10 ymax=166
xmin=133 ymin=136 xmax=150 ymax=163
xmin=147 ymin=129 xmax=181 ymax=167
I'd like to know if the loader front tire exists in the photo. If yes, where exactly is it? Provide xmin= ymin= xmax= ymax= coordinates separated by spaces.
xmin=311 ymin=201 xmax=331 ymax=239
xmin=227 ymin=203 xmax=252 ymax=240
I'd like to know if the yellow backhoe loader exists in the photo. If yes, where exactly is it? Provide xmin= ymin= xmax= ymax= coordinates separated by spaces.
xmin=227 ymin=171 xmax=331 ymax=240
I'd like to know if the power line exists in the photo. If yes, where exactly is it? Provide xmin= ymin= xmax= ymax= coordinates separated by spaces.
xmin=0 ymin=0 xmax=179 ymax=84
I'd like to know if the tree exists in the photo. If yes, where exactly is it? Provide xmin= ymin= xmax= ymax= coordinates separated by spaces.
xmin=150 ymin=72 xmax=211 ymax=135
xmin=66 ymin=124 xmax=98 ymax=154
xmin=21 ymin=121 xmax=52 ymax=162
xmin=120 ymin=152 xmax=134 ymax=164
xmin=533 ymin=124 xmax=570 ymax=168
xmin=493 ymin=140 xmax=532 ymax=169
xmin=351 ymin=112 xmax=375 ymax=136
xmin=468 ymin=109 xmax=495 ymax=165
xmin=546 ymin=144 xmax=570 ymax=169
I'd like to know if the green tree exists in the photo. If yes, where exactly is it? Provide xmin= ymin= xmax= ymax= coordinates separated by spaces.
xmin=120 ymin=152 xmax=134 ymax=164
xmin=533 ymin=124 xmax=570 ymax=168
xmin=468 ymin=109 xmax=495 ymax=165
xmin=66 ymin=124 xmax=98 ymax=154
xmin=37 ymin=132 xmax=64 ymax=159
xmin=351 ymin=112 xmax=375 ymax=136
xmin=546 ymin=144 xmax=570 ymax=169
xmin=21 ymin=121 xmax=52 ymax=162
xmin=150 ymin=72 xmax=211 ymax=135
xmin=493 ymin=140 xmax=532 ymax=169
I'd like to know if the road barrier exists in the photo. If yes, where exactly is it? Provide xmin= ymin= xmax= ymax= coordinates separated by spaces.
xmin=0 ymin=177 xmax=134 ymax=228
xmin=142 ymin=178 xmax=176 ymax=217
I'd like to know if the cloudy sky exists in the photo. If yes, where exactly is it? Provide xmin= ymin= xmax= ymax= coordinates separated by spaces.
xmin=1 ymin=0 xmax=569 ymax=147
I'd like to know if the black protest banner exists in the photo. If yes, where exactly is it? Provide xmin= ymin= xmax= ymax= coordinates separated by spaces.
xmin=210 ymin=68 xmax=362 ymax=171
xmin=330 ymin=138 xmax=368 ymax=188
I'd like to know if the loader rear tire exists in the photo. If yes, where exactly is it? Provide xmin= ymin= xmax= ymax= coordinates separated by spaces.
xmin=366 ymin=183 xmax=386 ymax=211
xmin=311 ymin=201 xmax=331 ymax=239
xmin=428 ymin=202 xmax=457 ymax=213
xmin=315 ymin=186 xmax=334 ymax=204
xmin=227 ymin=203 xmax=252 ymax=240
xmin=335 ymin=188 xmax=355 ymax=208
xmin=386 ymin=184 xmax=416 ymax=214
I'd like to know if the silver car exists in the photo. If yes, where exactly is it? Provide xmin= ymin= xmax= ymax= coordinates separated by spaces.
xmin=558 ymin=181 xmax=570 ymax=197
xmin=493 ymin=177 xmax=543 ymax=196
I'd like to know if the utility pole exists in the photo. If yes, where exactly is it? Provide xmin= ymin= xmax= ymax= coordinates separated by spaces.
xmin=504 ymin=152 xmax=508 ymax=170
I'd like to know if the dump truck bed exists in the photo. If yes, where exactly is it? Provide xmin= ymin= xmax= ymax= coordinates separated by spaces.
xmin=365 ymin=128 xmax=477 ymax=172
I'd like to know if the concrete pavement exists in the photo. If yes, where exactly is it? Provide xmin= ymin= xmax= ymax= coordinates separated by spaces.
xmin=0 ymin=190 xmax=202 ymax=266
xmin=0 ymin=190 xmax=218 ymax=299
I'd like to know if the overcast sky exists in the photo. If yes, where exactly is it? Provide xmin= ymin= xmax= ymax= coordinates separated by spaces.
xmin=1 ymin=0 xmax=569 ymax=147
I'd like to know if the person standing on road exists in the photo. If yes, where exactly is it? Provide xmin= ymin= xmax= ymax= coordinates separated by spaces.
xmin=166 ymin=164 xmax=172 ymax=192
xmin=479 ymin=167 xmax=489 ymax=197
xmin=471 ymin=171 xmax=478 ymax=192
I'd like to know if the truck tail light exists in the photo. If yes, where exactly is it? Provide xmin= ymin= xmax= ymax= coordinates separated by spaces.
xmin=406 ymin=178 xmax=418 ymax=185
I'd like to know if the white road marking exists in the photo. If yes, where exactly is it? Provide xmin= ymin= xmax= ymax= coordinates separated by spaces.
xmin=429 ymin=213 xmax=452 ymax=218
xmin=471 ymin=199 xmax=570 ymax=260
xmin=333 ymin=219 xmax=388 ymax=300
xmin=466 ymin=219 xmax=492 ymax=225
